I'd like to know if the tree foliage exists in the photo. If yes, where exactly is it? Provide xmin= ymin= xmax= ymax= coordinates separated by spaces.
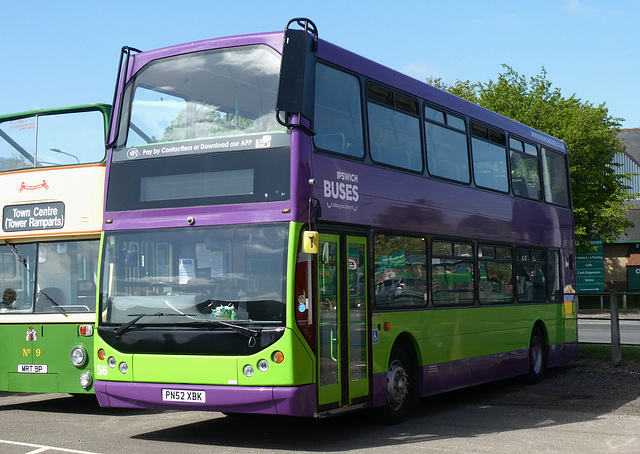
xmin=428 ymin=65 xmax=633 ymax=251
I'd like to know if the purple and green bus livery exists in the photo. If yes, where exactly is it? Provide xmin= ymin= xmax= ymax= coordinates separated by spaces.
xmin=94 ymin=19 xmax=576 ymax=422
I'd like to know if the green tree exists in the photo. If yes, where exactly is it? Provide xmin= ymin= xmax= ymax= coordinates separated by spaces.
xmin=428 ymin=65 xmax=633 ymax=252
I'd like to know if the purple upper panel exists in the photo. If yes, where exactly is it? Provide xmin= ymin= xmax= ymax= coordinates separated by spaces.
xmin=313 ymin=153 xmax=574 ymax=249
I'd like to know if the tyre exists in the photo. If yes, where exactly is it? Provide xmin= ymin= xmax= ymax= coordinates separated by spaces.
xmin=375 ymin=346 xmax=412 ymax=424
xmin=525 ymin=325 xmax=546 ymax=384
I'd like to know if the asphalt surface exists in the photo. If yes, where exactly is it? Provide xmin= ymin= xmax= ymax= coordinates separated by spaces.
xmin=1 ymin=359 xmax=640 ymax=454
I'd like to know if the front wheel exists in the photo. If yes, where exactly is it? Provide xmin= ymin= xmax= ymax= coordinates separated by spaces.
xmin=375 ymin=347 xmax=412 ymax=424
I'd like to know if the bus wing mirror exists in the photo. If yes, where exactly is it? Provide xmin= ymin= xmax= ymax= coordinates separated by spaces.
xmin=302 ymin=231 xmax=319 ymax=254
xmin=276 ymin=19 xmax=318 ymax=128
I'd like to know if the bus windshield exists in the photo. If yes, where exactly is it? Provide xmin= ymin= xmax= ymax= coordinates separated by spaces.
xmin=0 ymin=241 xmax=98 ymax=313
xmin=112 ymin=44 xmax=287 ymax=160
xmin=100 ymin=224 xmax=288 ymax=326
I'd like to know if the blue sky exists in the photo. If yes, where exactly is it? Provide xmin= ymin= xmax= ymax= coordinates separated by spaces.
xmin=2 ymin=0 xmax=639 ymax=128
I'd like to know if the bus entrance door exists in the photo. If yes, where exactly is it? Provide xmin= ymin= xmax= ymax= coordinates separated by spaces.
xmin=317 ymin=234 xmax=369 ymax=412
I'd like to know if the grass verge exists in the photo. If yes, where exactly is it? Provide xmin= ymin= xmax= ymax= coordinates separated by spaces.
xmin=576 ymin=343 xmax=640 ymax=373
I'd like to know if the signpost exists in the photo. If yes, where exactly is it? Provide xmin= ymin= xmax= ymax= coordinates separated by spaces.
xmin=576 ymin=239 xmax=604 ymax=293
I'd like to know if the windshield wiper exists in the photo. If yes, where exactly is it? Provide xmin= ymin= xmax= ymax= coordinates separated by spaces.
xmin=114 ymin=312 xmax=195 ymax=338
xmin=6 ymin=243 xmax=28 ymax=270
xmin=38 ymin=290 xmax=68 ymax=317
xmin=216 ymin=320 xmax=260 ymax=339
xmin=197 ymin=319 xmax=261 ymax=347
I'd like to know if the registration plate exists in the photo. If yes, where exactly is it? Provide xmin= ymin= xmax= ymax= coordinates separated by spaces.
xmin=161 ymin=388 xmax=206 ymax=403
xmin=17 ymin=364 xmax=48 ymax=374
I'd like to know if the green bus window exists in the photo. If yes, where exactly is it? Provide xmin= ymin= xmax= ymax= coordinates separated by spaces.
xmin=0 ymin=244 xmax=36 ymax=313
xmin=0 ymin=110 xmax=106 ymax=171
xmin=35 ymin=241 xmax=99 ymax=313
xmin=478 ymin=244 xmax=513 ymax=304
xmin=432 ymin=240 xmax=475 ymax=306
xmin=373 ymin=234 xmax=427 ymax=309
xmin=314 ymin=64 xmax=364 ymax=158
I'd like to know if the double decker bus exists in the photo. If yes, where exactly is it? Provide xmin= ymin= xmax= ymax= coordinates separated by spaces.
xmin=94 ymin=19 xmax=577 ymax=422
xmin=0 ymin=104 xmax=109 ymax=394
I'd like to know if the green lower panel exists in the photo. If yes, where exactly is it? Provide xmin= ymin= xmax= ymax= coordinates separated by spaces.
xmin=0 ymin=322 xmax=94 ymax=394
xmin=8 ymin=373 xmax=58 ymax=393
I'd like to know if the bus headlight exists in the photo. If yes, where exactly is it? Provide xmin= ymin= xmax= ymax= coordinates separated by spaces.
xmin=257 ymin=359 xmax=269 ymax=373
xmin=243 ymin=364 xmax=254 ymax=378
xmin=79 ymin=372 xmax=93 ymax=389
xmin=119 ymin=362 xmax=129 ymax=374
xmin=70 ymin=346 xmax=87 ymax=367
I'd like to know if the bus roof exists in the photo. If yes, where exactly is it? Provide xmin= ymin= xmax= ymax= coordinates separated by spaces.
xmin=116 ymin=27 xmax=565 ymax=154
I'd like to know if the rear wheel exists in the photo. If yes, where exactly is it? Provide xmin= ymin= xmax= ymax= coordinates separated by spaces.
xmin=525 ymin=326 xmax=546 ymax=383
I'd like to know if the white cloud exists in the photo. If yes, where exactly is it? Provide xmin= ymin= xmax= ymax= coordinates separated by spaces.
xmin=564 ymin=0 xmax=599 ymax=15
xmin=398 ymin=62 xmax=437 ymax=82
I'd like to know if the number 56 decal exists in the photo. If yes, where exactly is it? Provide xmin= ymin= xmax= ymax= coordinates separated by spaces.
xmin=96 ymin=365 xmax=108 ymax=376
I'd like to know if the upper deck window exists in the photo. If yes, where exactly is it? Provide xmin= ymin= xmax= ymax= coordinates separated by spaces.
xmin=510 ymin=137 xmax=541 ymax=200
xmin=107 ymin=45 xmax=291 ymax=211
xmin=314 ymin=64 xmax=364 ymax=158
xmin=367 ymin=84 xmax=422 ymax=172
xmin=471 ymin=123 xmax=508 ymax=192
xmin=541 ymin=148 xmax=570 ymax=207
xmin=424 ymin=105 xmax=470 ymax=183
xmin=112 ymin=45 xmax=287 ymax=161
xmin=0 ymin=110 xmax=106 ymax=172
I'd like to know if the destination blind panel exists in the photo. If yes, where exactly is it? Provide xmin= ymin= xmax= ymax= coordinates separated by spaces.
xmin=3 ymin=202 xmax=65 ymax=232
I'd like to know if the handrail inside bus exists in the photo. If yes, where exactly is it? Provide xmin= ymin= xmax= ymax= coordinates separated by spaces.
xmin=0 ymin=128 xmax=35 ymax=164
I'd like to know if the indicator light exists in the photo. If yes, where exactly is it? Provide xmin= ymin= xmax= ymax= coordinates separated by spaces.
xmin=272 ymin=351 xmax=284 ymax=364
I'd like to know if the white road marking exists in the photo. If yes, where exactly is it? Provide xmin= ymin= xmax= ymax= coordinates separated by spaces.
xmin=0 ymin=438 xmax=100 ymax=454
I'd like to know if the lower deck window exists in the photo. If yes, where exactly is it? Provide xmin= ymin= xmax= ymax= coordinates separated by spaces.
xmin=478 ymin=245 xmax=513 ymax=304
xmin=432 ymin=240 xmax=474 ymax=306
xmin=516 ymin=248 xmax=547 ymax=302
xmin=373 ymin=234 xmax=427 ymax=309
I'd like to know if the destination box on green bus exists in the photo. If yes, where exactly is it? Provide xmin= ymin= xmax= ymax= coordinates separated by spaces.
xmin=3 ymin=202 xmax=65 ymax=232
